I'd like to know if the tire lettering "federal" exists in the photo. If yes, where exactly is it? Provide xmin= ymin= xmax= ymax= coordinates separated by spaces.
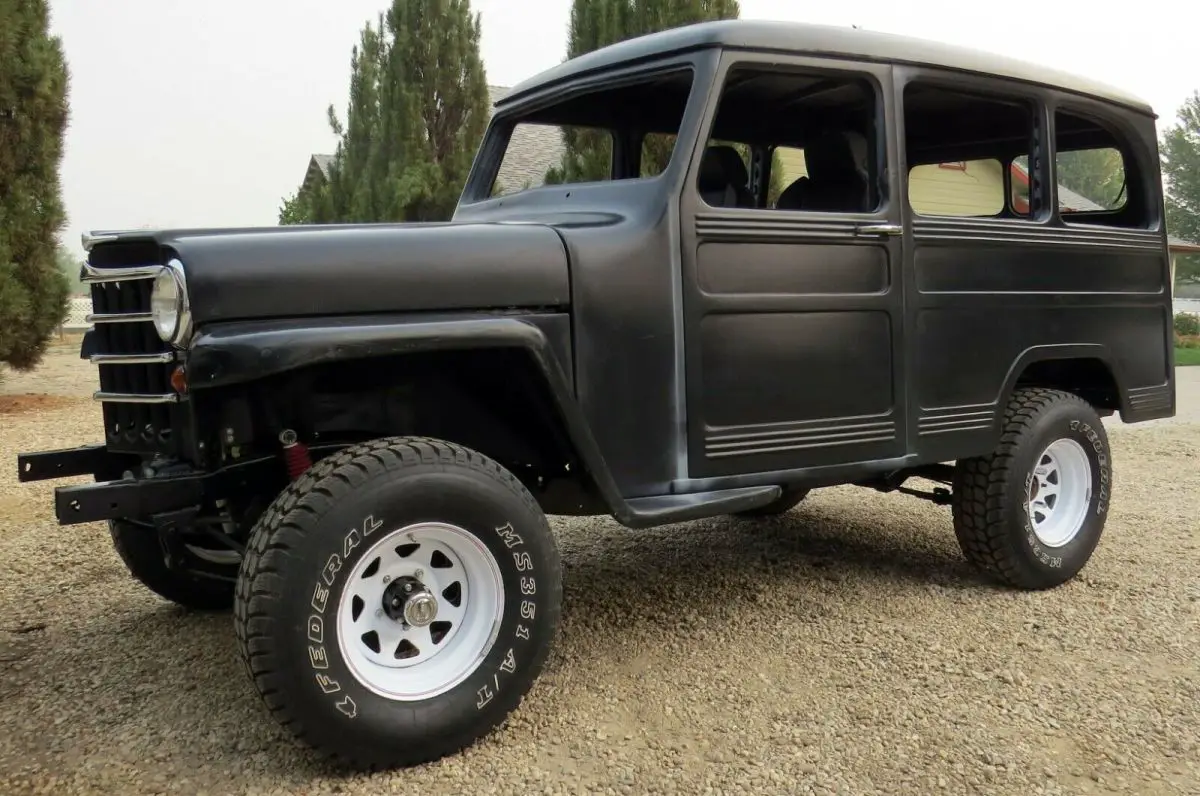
xmin=305 ymin=514 xmax=388 ymax=721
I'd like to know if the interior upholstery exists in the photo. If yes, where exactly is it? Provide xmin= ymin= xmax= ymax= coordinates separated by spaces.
xmin=698 ymin=145 xmax=754 ymax=208
xmin=776 ymin=130 xmax=871 ymax=212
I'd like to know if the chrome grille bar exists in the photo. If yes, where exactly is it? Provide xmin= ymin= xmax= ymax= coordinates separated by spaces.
xmin=81 ymin=232 xmax=121 ymax=251
xmin=81 ymin=263 xmax=163 ymax=284
xmin=89 ymin=352 xmax=175 ymax=365
xmin=84 ymin=253 xmax=181 ymax=453
xmin=86 ymin=312 xmax=154 ymax=324
xmin=93 ymin=391 xmax=179 ymax=405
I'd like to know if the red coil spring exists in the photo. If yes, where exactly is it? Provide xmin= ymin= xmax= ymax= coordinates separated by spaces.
xmin=280 ymin=430 xmax=312 ymax=481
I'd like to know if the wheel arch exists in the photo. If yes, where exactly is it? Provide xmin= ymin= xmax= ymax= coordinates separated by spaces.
xmin=186 ymin=313 xmax=623 ymax=517
xmin=998 ymin=344 xmax=1128 ymax=418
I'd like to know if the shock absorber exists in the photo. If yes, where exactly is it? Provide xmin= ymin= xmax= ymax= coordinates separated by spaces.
xmin=279 ymin=429 xmax=312 ymax=481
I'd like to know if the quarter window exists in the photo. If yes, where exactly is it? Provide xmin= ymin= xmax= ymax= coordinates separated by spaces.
xmin=1054 ymin=109 xmax=1138 ymax=225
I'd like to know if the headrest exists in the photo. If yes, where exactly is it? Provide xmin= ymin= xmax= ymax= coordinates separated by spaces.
xmin=805 ymin=130 xmax=865 ymax=182
xmin=698 ymin=144 xmax=749 ymax=192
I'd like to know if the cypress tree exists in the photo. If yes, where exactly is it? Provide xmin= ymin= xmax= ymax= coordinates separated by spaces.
xmin=280 ymin=0 xmax=491 ymax=224
xmin=0 ymin=0 xmax=71 ymax=375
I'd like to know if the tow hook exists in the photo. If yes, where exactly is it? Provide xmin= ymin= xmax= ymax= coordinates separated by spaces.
xmin=279 ymin=429 xmax=313 ymax=480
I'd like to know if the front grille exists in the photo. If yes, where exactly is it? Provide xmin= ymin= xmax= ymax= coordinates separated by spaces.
xmin=83 ymin=242 xmax=183 ymax=457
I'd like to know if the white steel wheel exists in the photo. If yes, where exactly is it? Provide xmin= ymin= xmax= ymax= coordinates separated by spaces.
xmin=336 ymin=521 xmax=505 ymax=701
xmin=951 ymin=388 xmax=1111 ymax=591
xmin=1026 ymin=437 xmax=1093 ymax=548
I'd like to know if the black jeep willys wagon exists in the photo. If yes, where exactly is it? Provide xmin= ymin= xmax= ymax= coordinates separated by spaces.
xmin=18 ymin=20 xmax=1175 ymax=769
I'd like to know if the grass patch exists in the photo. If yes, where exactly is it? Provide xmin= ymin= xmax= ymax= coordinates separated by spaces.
xmin=1176 ymin=347 xmax=1200 ymax=366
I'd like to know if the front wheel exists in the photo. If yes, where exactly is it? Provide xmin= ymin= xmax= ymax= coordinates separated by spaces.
xmin=110 ymin=520 xmax=236 ymax=610
xmin=951 ymin=388 xmax=1112 ymax=590
xmin=233 ymin=437 xmax=562 ymax=770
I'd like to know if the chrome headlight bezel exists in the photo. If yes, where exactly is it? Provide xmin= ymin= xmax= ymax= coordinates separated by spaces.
xmin=151 ymin=258 xmax=193 ymax=347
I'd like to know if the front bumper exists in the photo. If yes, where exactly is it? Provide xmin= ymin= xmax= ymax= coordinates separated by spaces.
xmin=18 ymin=445 xmax=206 ymax=525
xmin=16 ymin=444 xmax=295 ymax=526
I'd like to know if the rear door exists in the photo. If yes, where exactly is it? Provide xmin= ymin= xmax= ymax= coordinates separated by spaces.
xmin=678 ymin=53 xmax=908 ymax=480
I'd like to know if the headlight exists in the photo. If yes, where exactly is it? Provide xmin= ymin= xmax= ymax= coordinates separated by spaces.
xmin=151 ymin=259 xmax=192 ymax=346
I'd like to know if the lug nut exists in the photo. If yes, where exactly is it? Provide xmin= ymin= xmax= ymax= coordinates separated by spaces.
xmin=382 ymin=575 xmax=391 ymax=584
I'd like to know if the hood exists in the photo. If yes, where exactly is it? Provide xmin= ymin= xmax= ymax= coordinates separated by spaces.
xmin=90 ymin=221 xmax=571 ymax=325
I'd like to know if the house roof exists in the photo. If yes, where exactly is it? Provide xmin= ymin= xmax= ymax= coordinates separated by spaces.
xmin=500 ymin=20 xmax=1153 ymax=116
xmin=311 ymin=153 xmax=334 ymax=179
xmin=303 ymin=85 xmax=564 ymax=195
xmin=488 ymin=85 xmax=565 ymax=193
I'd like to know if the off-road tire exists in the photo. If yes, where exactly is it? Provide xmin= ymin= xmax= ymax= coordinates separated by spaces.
xmin=233 ymin=436 xmax=562 ymax=771
xmin=951 ymin=388 xmax=1112 ymax=590
xmin=109 ymin=520 xmax=236 ymax=610
xmin=734 ymin=487 xmax=811 ymax=518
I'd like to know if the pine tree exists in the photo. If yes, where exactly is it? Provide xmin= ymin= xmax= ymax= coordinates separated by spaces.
xmin=1161 ymin=91 xmax=1200 ymax=286
xmin=550 ymin=0 xmax=782 ymax=201
xmin=280 ymin=0 xmax=491 ymax=224
xmin=0 ymin=0 xmax=71 ymax=375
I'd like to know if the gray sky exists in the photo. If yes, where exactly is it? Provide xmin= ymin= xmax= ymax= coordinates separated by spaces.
xmin=49 ymin=0 xmax=1196 ymax=258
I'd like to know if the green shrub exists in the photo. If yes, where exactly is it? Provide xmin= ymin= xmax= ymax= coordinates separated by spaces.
xmin=1175 ymin=312 xmax=1200 ymax=337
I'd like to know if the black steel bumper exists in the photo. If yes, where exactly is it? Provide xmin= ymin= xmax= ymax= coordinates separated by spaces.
xmin=16 ymin=444 xmax=291 ymax=527
xmin=17 ymin=444 xmax=129 ymax=484
xmin=17 ymin=444 xmax=204 ymax=526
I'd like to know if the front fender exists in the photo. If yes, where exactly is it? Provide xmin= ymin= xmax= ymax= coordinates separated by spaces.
xmin=184 ymin=311 xmax=630 ymax=511
xmin=187 ymin=312 xmax=575 ymax=391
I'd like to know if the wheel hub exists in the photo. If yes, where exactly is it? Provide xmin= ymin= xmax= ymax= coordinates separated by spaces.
xmin=1026 ymin=437 xmax=1092 ymax=548
xmin=335 ymin=521 xmax=505 ymax=701
xmin=382 ymin=576 xmax=439 ymax=626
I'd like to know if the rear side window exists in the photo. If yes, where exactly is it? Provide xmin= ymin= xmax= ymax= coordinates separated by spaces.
xmin=1054 ymin=109 xmax=1131 ymax=219
xmin=908 ymin=159 xmax=1005 ymax=217
xmin=902 ymin=82 xmax=1034 ymax=220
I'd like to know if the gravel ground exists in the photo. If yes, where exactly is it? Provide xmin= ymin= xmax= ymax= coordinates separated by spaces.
xmin=1 ymin=347 xmax=1199 ymax=795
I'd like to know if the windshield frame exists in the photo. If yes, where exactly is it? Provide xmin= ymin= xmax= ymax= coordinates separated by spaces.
xmin=458 ymin=54 xmax=712 ymax=206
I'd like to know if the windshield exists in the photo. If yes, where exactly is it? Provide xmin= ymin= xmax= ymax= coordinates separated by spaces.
xmin=483 ymin=67 xmax=696 ymax=198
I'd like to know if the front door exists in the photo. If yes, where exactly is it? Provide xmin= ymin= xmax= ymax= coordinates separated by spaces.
xmin=679 ymin=54 xmax=908 ymax=480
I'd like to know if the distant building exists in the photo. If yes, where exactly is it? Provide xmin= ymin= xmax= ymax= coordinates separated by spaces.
xmin=296 ymin=86 xmax=564 ymax=202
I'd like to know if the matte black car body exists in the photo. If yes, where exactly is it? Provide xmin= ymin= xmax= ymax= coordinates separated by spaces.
xmin=19 ymin=20 xmax=1175 ymax=534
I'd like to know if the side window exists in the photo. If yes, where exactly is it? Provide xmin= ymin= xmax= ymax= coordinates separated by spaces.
xmin=484 ymin=68 xmax=694 ymax=199
xmin=908 ymin=159 xmax=1005 ymax=217
xmin=903 ymin=82 xmax=1035 ymax=219
xmin=698 ymin=66 xmax=880 ymax=212
xmin=1054 ymin=109 xmax=1138 ymax=225
xmin=641 ymin=133 xmax=677 ymax=178
xmin=492 ymin=123 xmax=607 ymax=197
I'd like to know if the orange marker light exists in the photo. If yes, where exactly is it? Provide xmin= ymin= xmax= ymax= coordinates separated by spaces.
xmin=170 ymin=365 xmax=188 ymax=395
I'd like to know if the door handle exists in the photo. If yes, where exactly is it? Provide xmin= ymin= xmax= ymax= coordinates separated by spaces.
xmin=855 ymin=223 xmax=903 ymax=237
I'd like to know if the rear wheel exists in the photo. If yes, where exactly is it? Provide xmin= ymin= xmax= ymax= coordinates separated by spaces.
xmin=951 ymin=388 xmax=1111 ymax=590
xmin=233 ymin=436 xmax=562 ymax=770
xmin=109 ymin=520 xmax=236 ymax=610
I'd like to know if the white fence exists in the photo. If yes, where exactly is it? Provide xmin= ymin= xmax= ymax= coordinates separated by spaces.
xmin=62 ymin=296 xmax=92 ymax=331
